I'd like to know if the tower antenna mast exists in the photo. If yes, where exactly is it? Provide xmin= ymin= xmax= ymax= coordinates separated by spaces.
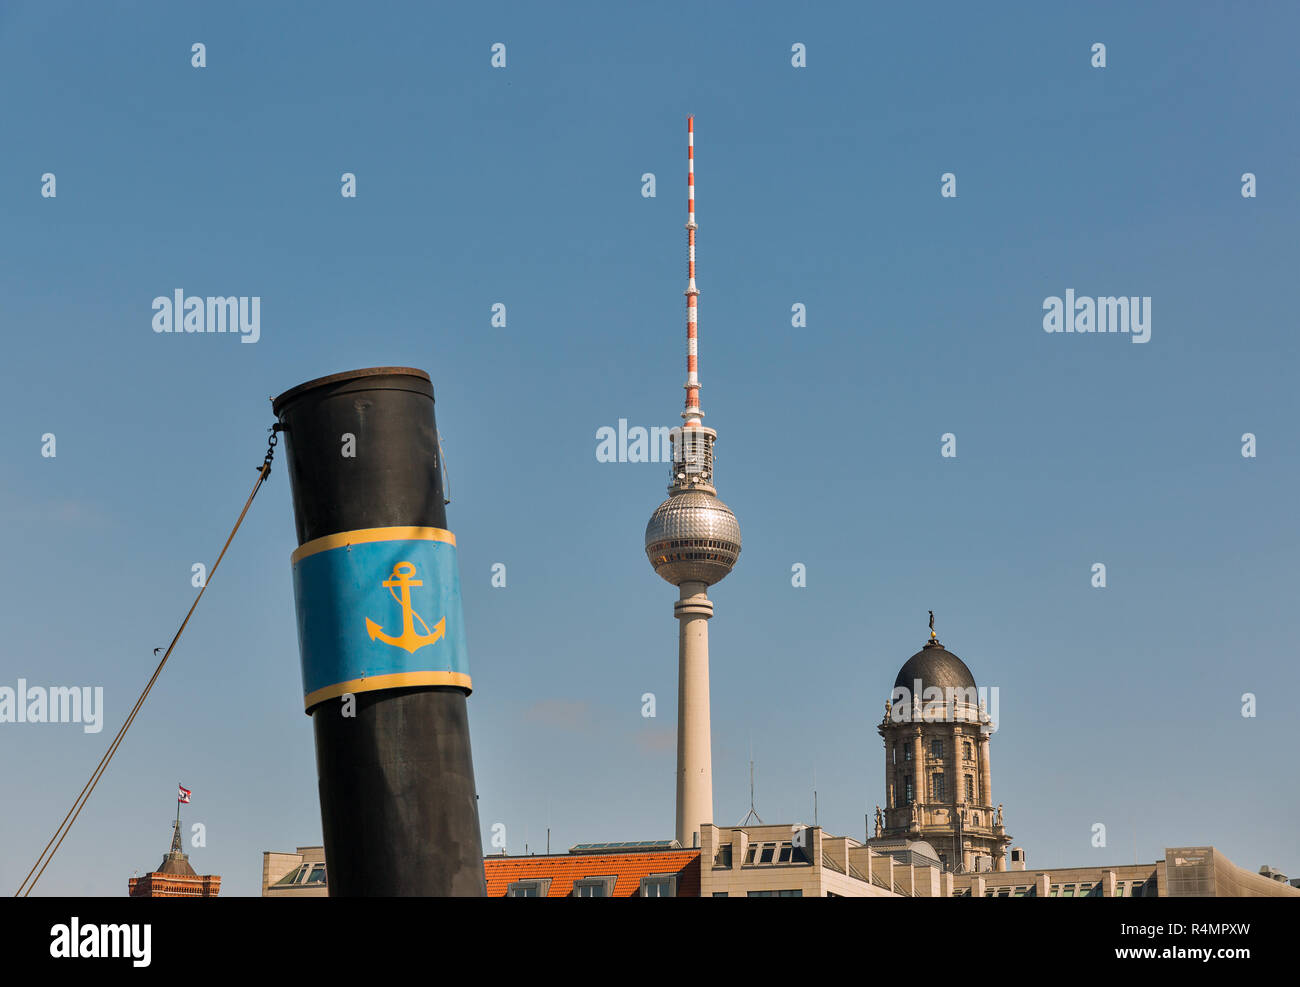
xmin=739 ymin=750 xmax=764 ymax=826
xmin=684 ymin=115 xmax=702 ymax=427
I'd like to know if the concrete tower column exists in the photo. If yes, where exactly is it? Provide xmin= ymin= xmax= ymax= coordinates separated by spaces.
xmin=978 ymin=732 xmax=992 ymax=806
xmin=675 ymin=580 xmax=714 ymax=848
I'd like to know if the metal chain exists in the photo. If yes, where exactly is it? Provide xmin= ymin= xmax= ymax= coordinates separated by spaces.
xmin=260 ymin=423 xmax=283 ymax=476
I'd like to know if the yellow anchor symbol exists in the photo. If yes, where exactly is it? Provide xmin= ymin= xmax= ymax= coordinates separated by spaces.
xmin=364 ymin=561 xmax=446 ymax=654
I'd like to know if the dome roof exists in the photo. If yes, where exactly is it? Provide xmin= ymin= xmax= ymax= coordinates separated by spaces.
xmin=644 ymin=489 xmax=741 ymax=586
xmin=893 ymin=640 xmax=977 ymax=694
xmin=156 ymin=852 xmax=198 ymax=877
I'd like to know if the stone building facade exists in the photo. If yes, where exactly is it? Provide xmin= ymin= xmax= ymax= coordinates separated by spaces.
xmin=950 ymin=846 xmax=1300 ymax=897
xmin=871 ymin=627 xmax=1011 ymax=872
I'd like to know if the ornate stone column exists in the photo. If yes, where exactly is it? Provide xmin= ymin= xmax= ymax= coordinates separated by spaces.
xmin=883 ymin=736 xmax=892 ymax=808
xmin=912 ymin=728 xmax=924 ymax=826
xmin=978 ymin=731 xmax=992 ymax=807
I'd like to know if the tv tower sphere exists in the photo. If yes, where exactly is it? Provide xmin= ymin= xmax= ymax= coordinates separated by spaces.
xmin=645 ymin=485 xmax=741 ymax=586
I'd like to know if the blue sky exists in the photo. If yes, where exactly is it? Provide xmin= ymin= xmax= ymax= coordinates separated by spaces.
xmin=2 ymin=1 xmax=1297 ymax=895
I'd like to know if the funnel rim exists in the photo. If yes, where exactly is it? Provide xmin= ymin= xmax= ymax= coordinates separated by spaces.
xmin=272 ymin=366 xmax=432 ymax=415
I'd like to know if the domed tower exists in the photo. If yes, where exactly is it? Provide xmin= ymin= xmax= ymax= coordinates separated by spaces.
xmin=644 ymin=117 xmax=741 ymax=849
xmin=872 ymin=615 xmax=1011 ymax=872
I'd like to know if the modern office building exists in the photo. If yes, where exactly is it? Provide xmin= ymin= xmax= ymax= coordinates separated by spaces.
xmin=261 ymin=845 xmax=328 ymax=897
xmin=480 ymin=827 xmax=927 ymax=897
xmin=698 ymin=823 xmax=908 ymax=897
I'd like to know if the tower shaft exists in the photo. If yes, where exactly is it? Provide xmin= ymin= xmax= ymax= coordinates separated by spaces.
xmin=675 ymin=581 xmax=714 ymax=848
xmin=646 ymin=118 xmax=739 ymax=849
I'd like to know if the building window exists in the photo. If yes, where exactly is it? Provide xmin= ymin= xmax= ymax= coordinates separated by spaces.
xmin=573 ymin=876 xmax=616 ymax=897
xmin=273 ymin=862 xmax=328 ymax=888
xmin=714 ymin=844 xmax=732 ymax=869
xmin=905 ymin=780 xmax=914 ymax=804
xmin=932 ymin=773 xmax=945 ymax=801
xmin=931 ymin=739 xmax=943 ymax=758
xmin=964 ymin=741 xmax=973 ymax=760
xmin=747 ymin=889 xmax=803 ymax=897
xmin=712 ymin=892 xmax=729 ymax=897
xmin=904 ymin=746 xmax=912 ymax=761
xmin=507 ymin=878 xmax=551 ymax=897
xmin=742 ymin=842 xmax=806 ymax=867
xmin=964 ymin=775 xmax=974 ymax=801
xmin=640 ymin=874 xmax=677 ymax=897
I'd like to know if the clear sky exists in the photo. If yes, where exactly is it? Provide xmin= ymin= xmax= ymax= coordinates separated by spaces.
xmin=2 ymin=1 xmax=1297 ymax=896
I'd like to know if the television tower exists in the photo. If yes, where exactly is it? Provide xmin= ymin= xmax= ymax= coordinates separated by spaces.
xmin=644 ymin=117 xmax=742 ymax=849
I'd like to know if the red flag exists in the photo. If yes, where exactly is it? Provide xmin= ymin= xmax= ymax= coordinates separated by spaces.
xmin=178 ymin=785 xmax=192 ymax=804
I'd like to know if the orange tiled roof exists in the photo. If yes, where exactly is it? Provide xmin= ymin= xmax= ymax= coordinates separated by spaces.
xmin=484 ymin=850 xmax=700 ymax=897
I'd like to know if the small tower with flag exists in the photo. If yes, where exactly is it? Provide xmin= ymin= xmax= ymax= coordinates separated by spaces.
xmin=127 ymin=785 xmax=221 ymax=897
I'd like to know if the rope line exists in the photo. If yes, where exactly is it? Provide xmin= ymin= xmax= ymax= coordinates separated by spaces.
xmin=14 ymin=428 xmax=278 ymax=896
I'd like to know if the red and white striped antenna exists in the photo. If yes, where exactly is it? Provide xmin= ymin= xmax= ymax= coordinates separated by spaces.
xmin=683 ymin=115 xmax=702 ymax=428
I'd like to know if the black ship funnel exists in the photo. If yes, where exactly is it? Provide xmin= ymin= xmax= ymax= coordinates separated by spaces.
xmin=272 ymin=367 xmax=485 ymax=896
